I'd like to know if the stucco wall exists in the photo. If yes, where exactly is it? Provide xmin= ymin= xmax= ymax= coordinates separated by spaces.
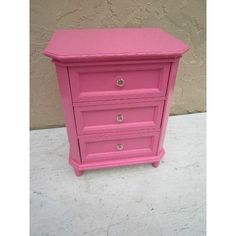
xmin=30 ymin=0 xmax=206 ymax=129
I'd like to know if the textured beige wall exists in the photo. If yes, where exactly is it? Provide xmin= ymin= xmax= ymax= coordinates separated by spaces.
xmin=30 ymin=0 xmax=206 ymax=129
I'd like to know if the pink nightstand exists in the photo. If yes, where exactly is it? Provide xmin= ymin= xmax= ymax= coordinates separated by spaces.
xmin=44 ymin=28 xmax=189 ymax=176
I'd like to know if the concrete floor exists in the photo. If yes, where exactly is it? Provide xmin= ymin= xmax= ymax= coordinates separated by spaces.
xmin=30 ymin=113 xmax=206 ymax=236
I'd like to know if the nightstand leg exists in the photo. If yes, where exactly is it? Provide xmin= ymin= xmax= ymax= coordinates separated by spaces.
xmin=74 ymin=168 xmax=83 ymax=176
xmin=152 ymin=161 xmax=160 ymax=168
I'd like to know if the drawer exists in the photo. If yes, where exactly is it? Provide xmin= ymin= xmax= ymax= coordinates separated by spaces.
xmin=74 ymin=99 xmax=164 ymax=134
xmin=79 ymin=131 xmax=160 ymax=163
xmin=69 ymin=62 xmax=171 ymax=102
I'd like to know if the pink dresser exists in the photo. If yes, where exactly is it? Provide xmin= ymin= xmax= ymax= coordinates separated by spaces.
xmin=44 ymin=28 xmax=189 ymax=176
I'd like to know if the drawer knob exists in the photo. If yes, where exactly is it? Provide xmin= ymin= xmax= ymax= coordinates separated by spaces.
xmin=116 ymin=114 xmax=124 ymax=123
xmin=116 ymin=143 xmax=124 ymax=151
xmin=116 ymin=78 xmax=125 ymax=87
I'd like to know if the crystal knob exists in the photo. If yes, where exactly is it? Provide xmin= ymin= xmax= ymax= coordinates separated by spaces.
xmin=116 ymin=114 xmax=124 ymax=123
xmin=116 ymin=78 xmax=125 ymax=87
xmin=116 ymin=143 xmax=124 ymax=151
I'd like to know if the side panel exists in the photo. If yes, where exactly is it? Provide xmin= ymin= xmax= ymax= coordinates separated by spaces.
xmin=158 ymin=59 xmax=180 ymax=150
xmin=55 ymin=64 xmax=82 ymax=164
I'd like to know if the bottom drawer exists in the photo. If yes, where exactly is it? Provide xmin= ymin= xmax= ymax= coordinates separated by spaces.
xmin=79 ymin=130 xmax=160 ymax=163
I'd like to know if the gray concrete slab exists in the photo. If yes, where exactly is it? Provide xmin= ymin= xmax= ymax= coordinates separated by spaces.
xmin=30 ymin=113 xmax=206 ymax=236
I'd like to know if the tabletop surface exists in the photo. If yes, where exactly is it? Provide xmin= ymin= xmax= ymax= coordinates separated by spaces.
xmin=44 ymin=28 xmax=189 ymax=62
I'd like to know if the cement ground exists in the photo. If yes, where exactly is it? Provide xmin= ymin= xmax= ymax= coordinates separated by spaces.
xmin=30 ymin=113 xmax=206 ymax=236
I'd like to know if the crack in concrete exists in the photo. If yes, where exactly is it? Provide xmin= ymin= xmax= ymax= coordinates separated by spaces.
xmin=56 ymin=9 xmax=79 ymax=21
xmin=105 ymin=0 xmax=120 ymax=22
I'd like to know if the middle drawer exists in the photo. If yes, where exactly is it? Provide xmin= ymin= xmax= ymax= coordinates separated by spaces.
xmin=74 ymin=99 xmax=165 ymax=135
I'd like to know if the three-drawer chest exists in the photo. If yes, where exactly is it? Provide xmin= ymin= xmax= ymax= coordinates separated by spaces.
xmin=44 ymin=28 xmax=189 ymax=176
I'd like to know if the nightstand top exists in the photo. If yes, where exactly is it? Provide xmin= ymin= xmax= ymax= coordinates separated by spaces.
xmin=44 ymin=28 xmax=189 ymax=62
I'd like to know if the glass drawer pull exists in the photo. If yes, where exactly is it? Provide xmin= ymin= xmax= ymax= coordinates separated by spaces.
xmin=116 ymin=143 xmax=124 ymax=151
xmin=116 ymin=114 xmax=124 ymax=123
xmin=116 ymin=78 xmax=125 ymax=87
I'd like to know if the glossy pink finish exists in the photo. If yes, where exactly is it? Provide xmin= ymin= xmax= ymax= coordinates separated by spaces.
xmin=44 ymin=28 xmax=189 ymax=176
xmin=44 ymin=28 xmax=189 ymax=62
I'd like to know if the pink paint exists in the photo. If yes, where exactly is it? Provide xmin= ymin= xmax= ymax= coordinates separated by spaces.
xmin=44 ymin=28 xmax=189 ymax=62
xmin=44 ymin=28 xmax=189 ymax=176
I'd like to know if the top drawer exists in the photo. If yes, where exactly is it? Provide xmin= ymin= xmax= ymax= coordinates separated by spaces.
xmin=69 ymin=62 xmax=171 ymax=102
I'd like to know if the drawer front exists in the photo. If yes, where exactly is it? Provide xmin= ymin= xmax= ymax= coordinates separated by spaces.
xmin=79 ymin=131 xmax=160 ymax=163
xmin=69 ymin=63 xmax=170 ymax=102
xmin=74 ymin=100 xmax=164 ymax=135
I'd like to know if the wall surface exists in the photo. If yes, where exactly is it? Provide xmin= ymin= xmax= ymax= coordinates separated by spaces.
xmin=30 ymin=0 xmax=206 ymax=129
